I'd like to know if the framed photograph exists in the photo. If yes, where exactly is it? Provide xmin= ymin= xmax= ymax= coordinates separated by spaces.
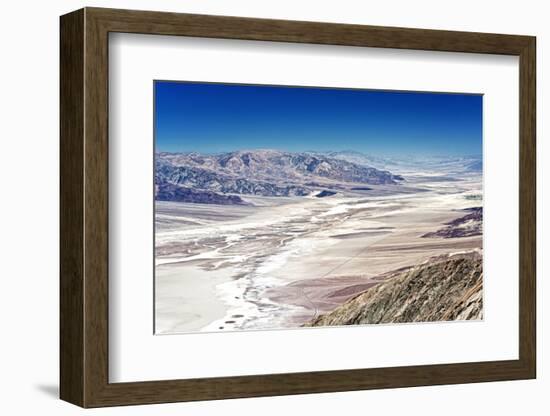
xmin=60 ymin=7 xmax=536 ymax=407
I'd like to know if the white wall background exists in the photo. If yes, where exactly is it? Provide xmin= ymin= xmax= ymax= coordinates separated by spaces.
xmin=0 ymin=0 xmax=545 ymax=414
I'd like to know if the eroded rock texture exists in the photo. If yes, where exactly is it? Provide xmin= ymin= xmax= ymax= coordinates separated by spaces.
xmin=307 ymin=253 xmax=482 ymax=327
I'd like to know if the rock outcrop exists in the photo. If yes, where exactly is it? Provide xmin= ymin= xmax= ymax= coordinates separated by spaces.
xmin=422 ymin=207 xmax=482 ymax=238
xmin=315 ymin=190 xmax=337 ymax=198
xmin=306 ymin=253 xmax=482 ymax=326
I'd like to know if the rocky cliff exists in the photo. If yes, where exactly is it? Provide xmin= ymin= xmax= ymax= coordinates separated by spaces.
xmin=306 ymin=253 xmax=482 ymax=326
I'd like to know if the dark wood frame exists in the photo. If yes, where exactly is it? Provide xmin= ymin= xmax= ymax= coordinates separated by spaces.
xmin=60 ymin=7 xmax=536 ymax=408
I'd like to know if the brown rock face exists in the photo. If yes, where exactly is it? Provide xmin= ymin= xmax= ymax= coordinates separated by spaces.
xmin=306 ymin=253 xmax=482 ymax=327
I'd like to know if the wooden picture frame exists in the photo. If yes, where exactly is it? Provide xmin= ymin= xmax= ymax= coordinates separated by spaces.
xmin=60 ymin=7 xmax=536 ymax=408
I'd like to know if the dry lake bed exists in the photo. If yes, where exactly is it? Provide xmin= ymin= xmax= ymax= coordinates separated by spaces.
xmin=155 ymin=174 xmax=482 ymax=334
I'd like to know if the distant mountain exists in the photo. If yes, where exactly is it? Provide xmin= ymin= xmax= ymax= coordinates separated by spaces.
xmin=323 ymin=151 xmax=483 ymax=176
xmin=155 ymin=150 xmax=403 ymax=202
xmin=465 ymin=160 xmax=482 ymax=172
xmin=156 ymin=159 xmax=310 ymax=198
xmin=321 ymin=150 xmax=391 ymax=170
xmin=156 ymin=183 xmax=247 ymax=205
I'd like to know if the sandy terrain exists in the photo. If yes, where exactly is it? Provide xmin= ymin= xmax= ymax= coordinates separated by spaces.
xmin=154 ymin=175 xmax=482 ymax=334
xmin=155 ymin=263 xmax=233 ymax=334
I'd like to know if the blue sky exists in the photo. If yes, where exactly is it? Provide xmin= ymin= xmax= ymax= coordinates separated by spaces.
xmin=154 ymin=81 xmax=482 ymax=157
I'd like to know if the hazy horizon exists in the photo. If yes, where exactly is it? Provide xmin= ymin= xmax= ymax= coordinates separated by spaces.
xmin=155 ymin=147 xmax=482 ymax=159
xmin=155 ymin=81 xmax=483 ymax=157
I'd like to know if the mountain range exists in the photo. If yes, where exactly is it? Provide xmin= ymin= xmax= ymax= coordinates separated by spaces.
xmin=320 ymin=150 xmax=483 ymax=175
xmin=155 ymin=149 xmax=404 ymax=203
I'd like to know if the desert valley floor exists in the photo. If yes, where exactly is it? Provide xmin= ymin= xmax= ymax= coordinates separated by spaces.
xmin=155 ymin=170 xmax=482 ymax=334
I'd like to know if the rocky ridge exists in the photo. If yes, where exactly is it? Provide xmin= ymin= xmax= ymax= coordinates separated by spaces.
xmin=306 ymin=252 xmax=482 ymax=326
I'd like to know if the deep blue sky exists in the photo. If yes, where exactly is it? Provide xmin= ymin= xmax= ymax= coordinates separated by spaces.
xmin=154 ymin=81 xmax=482 ymax=157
